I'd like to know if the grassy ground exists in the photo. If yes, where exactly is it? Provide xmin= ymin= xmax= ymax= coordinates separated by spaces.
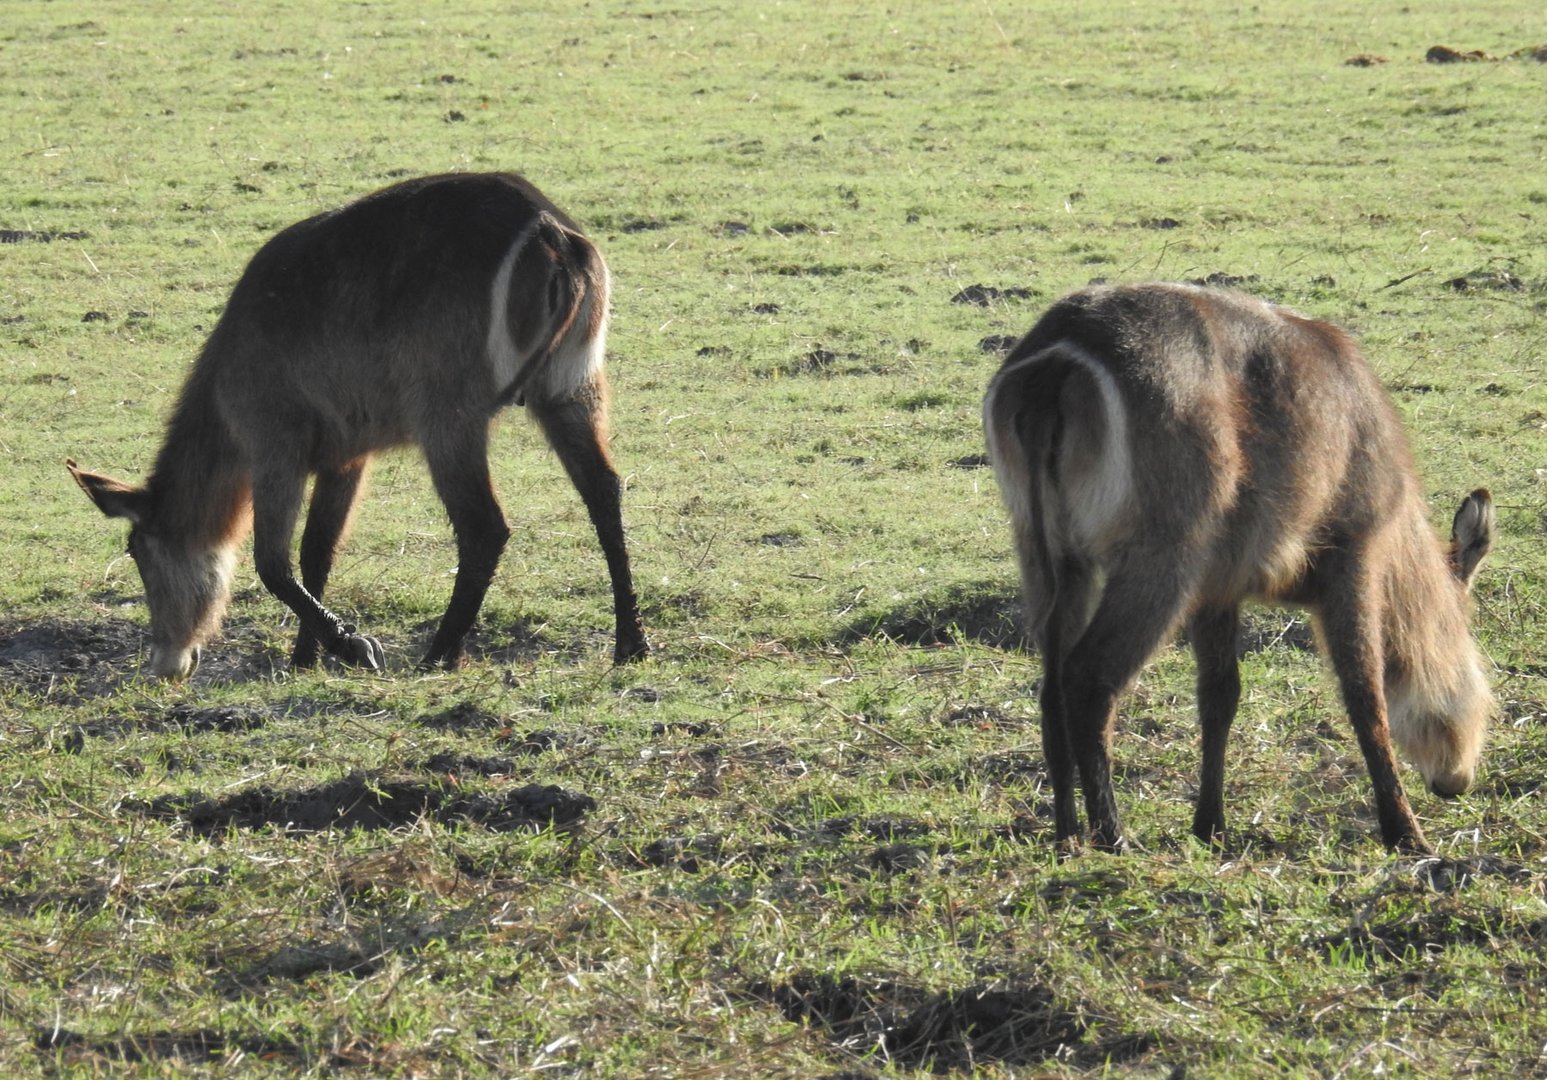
xmin=2 ymin=1 xmax=1545 ymax=1076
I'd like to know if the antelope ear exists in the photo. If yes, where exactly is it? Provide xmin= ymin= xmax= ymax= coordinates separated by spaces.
xmin=67 ymin=459 xmax=150 ymax=525
xmin=1449 ymin=487 xmax=1493 ymax=589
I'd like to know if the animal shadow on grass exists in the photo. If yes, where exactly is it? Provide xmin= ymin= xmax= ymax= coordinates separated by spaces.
xmin=748 ymin=972 xmax=1165 ymax=1074
xmin=836 ymin=585 xmax=1020 ymax=650
xmin=35 ymin=1028 xmax=331 ymax=1073
xmin=132 ymin=771 xmax=596 ymax=837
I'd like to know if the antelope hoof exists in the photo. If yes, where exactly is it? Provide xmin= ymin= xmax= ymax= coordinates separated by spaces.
xmin=418 ymin=650 xmax=466 ymax=672
xmin=1388 ymin=829 xmax=1434 ymax=857
xmin=291 ymin=636 xmax=322 ymax=670
xmin=337 ymin=633 xmax=386 ymax=671
xmin=1090 ymin=827 xmax=1128 ymax=855
xmin=614 ymin=636 xmax=651 ymax=665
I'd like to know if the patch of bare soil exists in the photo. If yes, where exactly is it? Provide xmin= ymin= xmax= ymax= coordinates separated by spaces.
xmin=977 ymin=334 xmax=1019 ymax=354
xmin=1344 ymin=53 xmax=1388 ymax=67
xmin=749 ymin=973 xmax=1160 ymax=1073
xmin=0 ymin=617 xmax=142 ymax=701
xmin=133 ymin=771 xmax=596 ymax=835
xmin=0 ymin=616 xmax=290 ymax=700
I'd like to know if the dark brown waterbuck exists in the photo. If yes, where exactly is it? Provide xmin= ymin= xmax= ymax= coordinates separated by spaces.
xmin=984 ymin=283 xmax=1493 ymax=854
xmin=70 ymin=172 xmax=648 ymax=679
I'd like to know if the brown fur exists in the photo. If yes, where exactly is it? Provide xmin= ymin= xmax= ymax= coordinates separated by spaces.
xmin=70 ymin=173 xmax=648 ymax=679
xmin=984 ymin=283 xmax=1493 ymax=854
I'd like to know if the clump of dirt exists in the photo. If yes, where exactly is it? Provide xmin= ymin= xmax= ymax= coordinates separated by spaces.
xmin=1344 ymin=53 xmax=1388 ymax=66
xmin=134 ymin=771 xmax=596 ymax=836
xmin=1444 ymin=268 xmax=1525 ymax=292
xmin=977 ymin=334 xmax=1019 ymax=354
xmin=749 ymin=973 xmax=1152 ymax=1072
xmin=947 ymin=454 xmax=990 ymax=470
xmin=0 ymin=229 xmax=89 ymax=243
xmin=1186 ymin=272 xmax=1260 ymax=289
xmin=1426 ymin=45 xmax=1490 ymax=63
xmin=950 ymin=285 xmax=1033 ymax=306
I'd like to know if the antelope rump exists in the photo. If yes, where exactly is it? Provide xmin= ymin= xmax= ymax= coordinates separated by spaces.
xmin=984 ymin=283 xmax=1493 ymax=854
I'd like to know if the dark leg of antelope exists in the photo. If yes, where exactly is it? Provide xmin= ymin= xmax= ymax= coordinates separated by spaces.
xmin=1190 ymin=605 xmax=1241 ymax=847
xmin=1038 ymin=557 xmax=1097 ymax=848
xmin=1060 ymin=561 xmax=1195 ymax=852
xmin=420 ymin=429 xmax=511 ymax=670
xmin=531 ymin=395 xmax=649 ymax=663
xmin=251 ymin=462 xmax=384 ymax=670
xmin=291 ymin=460 xmax=369 ymax=668
xmin=1316 ymin=552 xmax=1430 ymax=854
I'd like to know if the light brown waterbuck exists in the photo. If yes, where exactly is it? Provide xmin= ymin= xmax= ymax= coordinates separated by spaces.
xmin=69 ymin=172 xmax=648 ymax=679
xmin=984 ymin=283 xmax=1493 ymax=854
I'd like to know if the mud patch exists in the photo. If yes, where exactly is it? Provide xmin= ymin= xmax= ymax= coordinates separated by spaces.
xmin=1344 ymin=53 xmax=1388 ymax=66
xmin=977 ymin=334 xmax=1018 ymax=354
xmin=0 ymin=617 xmax=143 ymax=701
xmin=134 ymin=771 xmax=595 ymax=835
xmin=750 ymin=973 xmax=1154 ymax=1071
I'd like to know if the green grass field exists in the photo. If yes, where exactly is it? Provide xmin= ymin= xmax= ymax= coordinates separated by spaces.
xmin=2 ymin=2 xmax=1545 ymax=1075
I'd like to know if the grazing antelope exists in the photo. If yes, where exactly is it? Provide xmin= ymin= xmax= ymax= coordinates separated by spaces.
xmin=983 ymin=283 xmax=1493 ymax=855
xmin=69 ymin=172 xmax=648 ymax=679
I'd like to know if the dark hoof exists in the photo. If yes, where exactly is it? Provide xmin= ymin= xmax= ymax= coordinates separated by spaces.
xmin=614 ymin=636 xmax=651 ymax=665
xmin=1389 ymin=832 xmax=1434 ymax=857
xmin=337 ymin=633 xmax=385 ymax=671
xmin=418 ymin=651 xmax=465 ymax=672
xmin=1090 ymin=829 xmax=1128 ymax=855
xmin=291 ymin=637 xmax=322 ymax=670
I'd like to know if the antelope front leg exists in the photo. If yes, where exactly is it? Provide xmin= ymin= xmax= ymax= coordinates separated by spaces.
xmin=252 ymin=467 xmax=384 ymax=672
xmin=1318 ymin=558 xmax=1431 ymax=854
xmin=1190 ymin=605 xmax=1242 ymax=847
